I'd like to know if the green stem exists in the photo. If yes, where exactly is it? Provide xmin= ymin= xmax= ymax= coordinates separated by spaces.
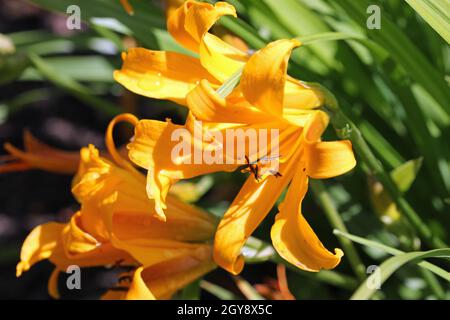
xmin=314 ymin=84 xmax=447 ymax=250
xmin=310 ymin=180 xmax=367 ymax=282
xmin=270 ymin=255 xmax=358 ymax=291
xmin=419 ymin=268 xmax=446 ymax=299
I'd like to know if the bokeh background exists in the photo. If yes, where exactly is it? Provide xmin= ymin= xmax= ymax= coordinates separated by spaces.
xmin=0 ymin=0 xmax=449 ymax=299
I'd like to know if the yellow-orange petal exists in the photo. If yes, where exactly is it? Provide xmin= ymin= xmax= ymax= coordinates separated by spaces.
xmin=111 ymin=235 xmax=212 ymax=268
xmin=48 ymin=268 xmax=61 ymax=299
xmin=3 ymin=131 xmax=80 ymax=174
xmin=16 ymin=222 xmax=65 ymax=277
xmin=282 ymin=79 xmax=325 ymax=127
xmin=271 ymin=171 xmax=343 ymax=271
xmin=240 ymin=39 xmax=301 ymax=116
xmin=140 ymin=248 xmax=215 ymax=299
xmin=213 ymin=160 xmax=296 ymax=275
xmin=306 ymin=140 xmax=356 ymax=179
xmin=165 ymin=0 xmax=186 ymax=18
xmin=125 ymin=267 xmax=157 ymax=300
xmin=186 ymin=79 xmax=271 ymax=124
xmin=127 ymin=119 xmax=170 ymax=170
xmin=114 ymin=48 xmax=218 ymax=106
xmin=128 ymin=117 xmax=237 ymax=217
xmin=167 ymin=0 xmax=236 ymax=53
xmin=303 ymin=110 xmax=329 ymax=143
xmin=199 ymin=33 xmax=247 ymax=82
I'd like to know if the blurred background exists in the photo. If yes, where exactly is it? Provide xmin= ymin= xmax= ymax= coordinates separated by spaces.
xmin=0 ymin=0 xmax=449 ymax=299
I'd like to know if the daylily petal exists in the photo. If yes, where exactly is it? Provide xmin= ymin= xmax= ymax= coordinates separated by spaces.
xmin=166 ymin=0 xmax=186 ymax=18
xmin=186 ymin=79 xmax=272 ymax=124
xmin=16 ymin=222 xmax=65 ymax=277
xmin=283 ymin=78 xmax=324 ymax=111
xmin=139 ymin=248 xmax=215 ymax=299
xmin=271 ymin=170 xmax=343 ymax=271
xmin=199 ymin=33 xmax=247 ymax=82
xmin=167 ymin=0 xmax=236 ymax=53
xmin=306 ymin=140 xmax=356 ymax=179
xmin=125 ymin=267 xmax=157 ymax=300
xmin=2 ymin=131 xmax=80 ymax=174
xmin=303 ymin=110 xmax=329 ymax=143
xmin=213 ymin=159 xmax=297 ymax=275
xmin=128 ymin=118 xmax=237 ymax=217
xmin=240 ymin=39 xmax=301 ymax=115
xmin=111 ymin=236 xmax=211 ymax=268
xmin=114 ymin=48 xmax=218 ymax=105
xmin=48 ymin=268 xmax=60 ymax=299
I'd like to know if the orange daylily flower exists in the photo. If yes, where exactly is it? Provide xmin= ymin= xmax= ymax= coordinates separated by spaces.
xmin=115 ymin=0 xmax=278 ymax=105
xmin=124 ymin=38 xmax=356 ymax=275
xmin=16 ymin=115 xmax=217 ymax=299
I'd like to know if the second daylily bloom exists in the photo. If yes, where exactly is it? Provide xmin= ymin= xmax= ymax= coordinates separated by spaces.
xmin=16 ymin=115 xmax=217 ymax=299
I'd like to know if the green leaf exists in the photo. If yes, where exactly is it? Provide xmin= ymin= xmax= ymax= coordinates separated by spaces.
xmin=28 ymin=53 xmax=120 ymax=116
xmin=180 ymin=280 xmax=201 ymax=300
xmin=169 ymin=176 xmax=214 ymax=203
xmin=351 ymin=248 xmax=450 ymax=300
xmin=216 ymin=67 xmax=243 ymax=99
xmin=391 ymin=158 xmax=423 ymax=193
xmin=242 ymin=237 xmax=275 ymax=264
xmin=0 ymin=53 xmax=29 ymax=85
xmin=21 ymin=56 xmax=114 ymax=82
xmin=405 ymin=0 xmax=450 ymax=44
xmin=200 ymin=281 xmax=239 ymax=300
xmin=296 ymin=32 xmax=364 ymax=45
xmin=334 ymin=230 xmax=450 ymax=283
xmin=29 ymin=0 xmax=167 ymax=49
xmin=336 ymin=0 xmax=450 ymax=117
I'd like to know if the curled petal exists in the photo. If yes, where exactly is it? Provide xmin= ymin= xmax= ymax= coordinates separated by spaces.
xmin=125 ymin=267 xmax=157 ymax=300
xmin=167 ymin=0 xmax=236 ymax=53
xmin=306 ymin=140 xmax=356 ymax=179
xmin=214 ymin=161 xmax=296 ymax=275
xmin=241 ymin=39 xmax=301 ymax=116
xmin=271 ymin=171 xmax=343 ymax=271
xmin=303 ymin=110 xmax=329 ymax=143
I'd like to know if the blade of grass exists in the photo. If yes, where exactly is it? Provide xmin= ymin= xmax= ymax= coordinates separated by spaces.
xmin=336 ymin=0 xmax=450 ymax=117
xmin=405 ymin=0 xmax=450 ymax=44
xmin=350 ymin=248 xmax=450 ymax=300
xmin=200 ymin=280 xmax=239 ymax=300
xmin=319 ymin=85 xmax=448 ymax=250
xmin=334 ymin=229 xmax=450 ymax=282
xmin=310 ymin=180 xmax=367 ymax=281
xmin=28 ymin=52 xmax=120 ymax=116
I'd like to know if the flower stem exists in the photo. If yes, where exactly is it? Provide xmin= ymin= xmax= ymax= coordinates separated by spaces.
xmin=310 ymin=180 xmax=367 ymax=282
